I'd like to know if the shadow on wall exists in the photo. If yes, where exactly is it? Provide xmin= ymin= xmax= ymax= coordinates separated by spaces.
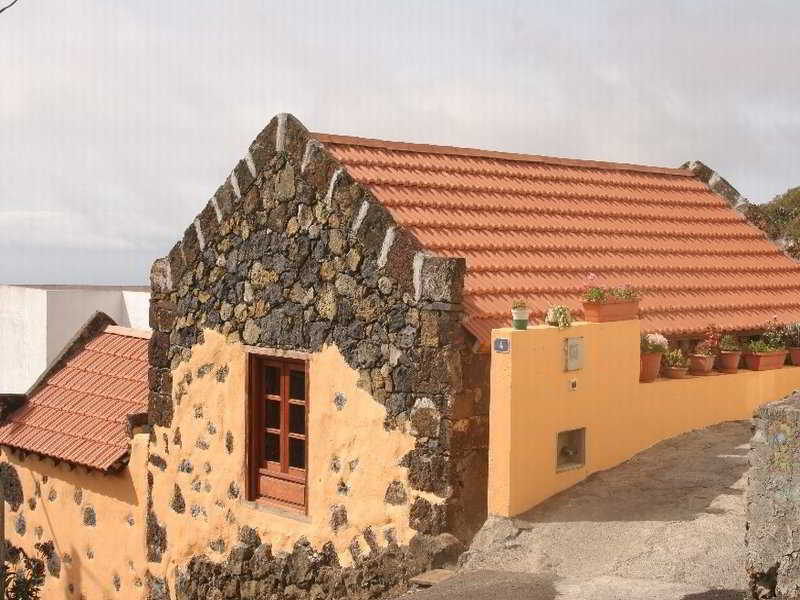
xmin=4 ymin=452 xmax=140 ymax=506
xmin=517 ymin=421 xmax=750 ymax=524
xmin=680 ymin=590 xmax=745 ymax=600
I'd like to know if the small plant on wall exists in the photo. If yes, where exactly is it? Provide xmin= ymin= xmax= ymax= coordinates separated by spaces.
xmin=744 ymin=317 xmax=788 ymax=371
xmin=784 ymin=322 xmax=800 ymax=366
xmin=689 ymin=325 xmax=720 ymax=376
xmin=640 ymin=332 xmax=667 ymax=382
xmin=581 ymin=274 xmax=641 ymax=322
xmin=663 ymin=348 xmax=689 ymax=379
xmin=717 ymin=334 xmax=742 ymax=373
xmin=544 ymin=305 xmax=573 ymax=329
xmin=511 ymin=300 xmax=530 ymax=330
xmin=4 ymin=543 xmax=46 ymax=600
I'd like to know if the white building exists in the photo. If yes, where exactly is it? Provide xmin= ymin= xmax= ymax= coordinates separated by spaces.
xmin=0 ymin=285 xmax=150 ymax=393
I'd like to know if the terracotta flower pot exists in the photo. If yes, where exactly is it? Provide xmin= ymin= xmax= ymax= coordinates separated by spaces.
xmin=582 ymin=300 xmax=640 ymax=323
xmin=639 ymin=352 xmax=662 ymax=382
xmin=688 ymin=354 xmax=714 ymax=376
xmin=743 ymin=350 xmax=788 ymax=371
xmin=717 ymin=351 xmax=742 ymax=374
xmin=664 ymin=366 xmax=688 ymax=379
xmin=790 ymin=347 xmax=800 ymax=366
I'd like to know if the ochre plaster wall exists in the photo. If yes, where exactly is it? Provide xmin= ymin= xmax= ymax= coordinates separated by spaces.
xmin=489 ymin=319 xmax=800 ymax=517
xmin=149 ymin=329 xmax=427 ymax=587
xmin=1 ymin=435 xmax=149 ymax=599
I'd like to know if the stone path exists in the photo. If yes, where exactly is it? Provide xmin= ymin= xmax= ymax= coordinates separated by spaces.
xmin=411 ymin=421 xmax=753 ymax=599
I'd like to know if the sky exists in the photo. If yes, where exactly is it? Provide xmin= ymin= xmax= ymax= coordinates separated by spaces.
xmin=1 ymin=1 xmax=799 ymax=285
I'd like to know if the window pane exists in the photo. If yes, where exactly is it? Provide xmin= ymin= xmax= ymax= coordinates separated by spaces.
xmin=289 ymin=403 xmax=305 ymax=435
xmin=266 ymin=400 xmax=281 ymax=430
xmin=264 ymin=366 xmax=280 ymax=396
xmin=289 ymin=437 xmax=305 ymax=469
xmin=264 ymin=433 xmax=280 ymax=463
xmin=289 ymin=370 xmax=305 ymax=401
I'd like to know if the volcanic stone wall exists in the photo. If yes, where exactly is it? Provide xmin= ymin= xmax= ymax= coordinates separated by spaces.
xmin=145 ymin=113 xmax=487 ymax=598
xmin=747 ymin=390 xmax=800 ymax=599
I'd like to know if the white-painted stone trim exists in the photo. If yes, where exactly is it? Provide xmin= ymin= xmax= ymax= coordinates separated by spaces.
xmin=324 ymin=168 xmax=344 ymax=208
xmin=276 ymin=113 xmax=288 ymax=152
xmin=350 ymin=200 xmax=370 ymax=235
xmin=210 ymin=197 xmax=223 ymax=222
xmin=245 ymin=151 xmax=257 ymax=178
xmin=377 ymin=226 xmax=396 ymax=268
xmin=301 ymin=139 xmax=322 ymax=174
xmin=413 ymin=252 xmax=426 ymax=301
xmin=194 ymin=218 xmax=206 ymax=250
xmin=230 ymin=172 xmax=241 ymax=199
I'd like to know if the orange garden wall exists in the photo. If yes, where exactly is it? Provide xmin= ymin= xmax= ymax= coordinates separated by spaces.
xmin=488 ymin=319 xmax=800 ymax=517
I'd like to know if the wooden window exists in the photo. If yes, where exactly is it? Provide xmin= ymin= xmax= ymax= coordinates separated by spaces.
xmin=248 ymin=355 xmax=308 ymax=511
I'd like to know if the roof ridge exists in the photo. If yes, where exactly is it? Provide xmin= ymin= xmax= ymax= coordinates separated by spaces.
xmin=465 ymin=264 xmax=800 ymax=275
xmin=403 ymin=222 xmax=763 ymax=240
xmin=466 ymin=282 xmax=800 ymax=297
xmin=103 ymin=325 xmax=152 ymax=340
xmin=313 ymin=132 xmax=693 ymax=177
xmin=387 ymin=201 xmax=743 ymax=224
xmin=343 ymin=159 xmax=702 ymax=191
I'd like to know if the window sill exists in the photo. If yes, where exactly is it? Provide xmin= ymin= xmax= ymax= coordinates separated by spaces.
xmin=242 ymin=498 xmax=311 ymax=523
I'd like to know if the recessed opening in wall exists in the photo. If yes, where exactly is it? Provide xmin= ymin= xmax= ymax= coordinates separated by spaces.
xmin=556 ymin=427 xmax=585 ymax=472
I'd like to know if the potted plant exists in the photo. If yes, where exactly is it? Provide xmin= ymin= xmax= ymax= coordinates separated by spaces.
xmin=743 ymin=318 xmax=788 ymax=371
xmin=784 ymin=322 xmax=800 ymax=366
xmin=717 ymin=334 xmax=742 ymax=373
xmin=511 ymin=300 xmax=530 ymax=330
xmin=544 ymin=305 xmax=573 ymax=329
xmin=688 ymin=325 xmax=720 ymax=376
xmin=663 ymin=348 xmax=689 ymax=379
xmin=640 ymin=332 xmax=667 ymax=382
xmin=581 ymin=275 xmax=641 ymax=323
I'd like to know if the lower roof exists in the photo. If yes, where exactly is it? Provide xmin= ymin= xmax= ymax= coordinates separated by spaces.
xmin=0 ymin=321 xmax=149 ymax=471
xmin=316 ymin=133 xmax=800 ymax=342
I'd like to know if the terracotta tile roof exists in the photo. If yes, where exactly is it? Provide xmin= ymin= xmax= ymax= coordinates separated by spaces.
xmin=0 ymin=324 xmax=150 ymax=471
xmin=316 ymin=133 xmax=800 ymax=342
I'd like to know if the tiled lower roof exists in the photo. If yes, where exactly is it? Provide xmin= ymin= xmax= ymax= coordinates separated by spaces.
xmin=0 ymin=324 xmax=149 ymax=471
xmin=316 ymin=134 xmax=800 ymax=342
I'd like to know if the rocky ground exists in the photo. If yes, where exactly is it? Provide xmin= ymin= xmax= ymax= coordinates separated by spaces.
xmin=410 ymin=421 xmax=753 ymax=600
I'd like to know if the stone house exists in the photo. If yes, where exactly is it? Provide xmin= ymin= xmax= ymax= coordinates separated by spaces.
xmin=1 ymin=112 xmax=799 ymax=599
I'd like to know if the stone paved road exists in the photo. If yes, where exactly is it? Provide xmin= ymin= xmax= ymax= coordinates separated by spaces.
xmin=411 ymin=421 xmax=752 ymax=600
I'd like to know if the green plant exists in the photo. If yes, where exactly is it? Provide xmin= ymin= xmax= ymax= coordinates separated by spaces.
xmin=582 ymin=275 xmax=640 ymax=304
xmin=784 ymin=322 xmax=800 ymax=347
xmin=747 ymin=339 xmax=777 ymax=354
xmin=693 ymin=324 xmax=721 ymax=356
xmin=511 ymin=300 xmax=528 ymax=310
xmin=762 ymin=317 xmax=786 ymax=349
xmin=641 ymin=332 xmax=668 ymax=354
xmin=719 ymin=334 xmax=741 ymax=352
xmin=664 ymin=348 xmax=688 ymax=368
xmin=544 ymin=305 xmax=572 ymax=329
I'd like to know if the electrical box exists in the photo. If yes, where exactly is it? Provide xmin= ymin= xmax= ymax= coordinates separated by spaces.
xmin=563 ymin=337 xmax=584 ymax=371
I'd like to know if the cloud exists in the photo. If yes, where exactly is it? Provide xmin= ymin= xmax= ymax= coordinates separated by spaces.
xmin=1 ymin=0 xmax=799 ymax=283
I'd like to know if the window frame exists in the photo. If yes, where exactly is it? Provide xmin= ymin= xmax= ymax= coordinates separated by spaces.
xmin=246 ymin=349 xmax=310 ymax=513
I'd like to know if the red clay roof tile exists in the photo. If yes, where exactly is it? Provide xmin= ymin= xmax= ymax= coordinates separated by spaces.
xmin=0 ymin=327 xmax=150 ymax=471
xmin=317 ymin=133 xmax=800 ymax=341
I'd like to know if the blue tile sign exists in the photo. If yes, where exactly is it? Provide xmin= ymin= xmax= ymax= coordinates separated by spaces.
xmin=494 ymin=337 xmax=510 ymax=353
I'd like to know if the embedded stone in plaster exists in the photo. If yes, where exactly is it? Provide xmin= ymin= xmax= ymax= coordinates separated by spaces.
xmin=195 ymin=438 xmax=210 ymax=450
xmin=330 ymin=456 xmax=341 ymax=473
xmin=409 ymin=496 xmax=447 ymax=535
xmin=178 ymin=459 xmax=193 ymax=473
xmin=148 ymin=454 xmax=167 ymax=471
xmin=349 ymin=458 xmax=359 ymax=472
xmin=0 ymin=463 xmax=23 ymax=511
xmin=215 ymin=365 xmax=229 ymax=382
xmin=112 ymin=574 xmax=121 ymax=592
xmin=337 ymin=479 xmax=350 ymax=496
xmin=384 ymin=480 xmax=408 ymax=505
xmin=47 ymin=488 xmax=57 ymax=502
xmin=83 ymin=506 xmax=96 ymax=527
xmin=330 ymin=505 xmax=348 ymax=532
xmin=28 ymin=497 xmax=36 ymax=510
xmin=171 ymin=484 xmax=186 ymax=513
xmin=210 ymin=539 xmax=226 ymax=553
xmin=334 ymin=392 xmax=347 ymax=411
xmin=190 ymin=505 xmax=207 ymax=520
xmin=197 ymin=363 xmax=214 ymax=378
xmin=207 ymin=422 xmax=217 ymax=435
xmin=173 ymin=427 xmax=182 ymax=447
xmin=73 ymin=487 xmax=83 ymax=505
xmin=225 ymin=431 xmax=234 ymax=454
xmin=14 ymin=513 xmax=25 ymax=535
xmin=34 ymin=525 xmax=43 ymax=539
xmin=228 ymin=482 xmax=240 ymax=499
xmin=204 ymin=461 xmax=212 ymax=474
